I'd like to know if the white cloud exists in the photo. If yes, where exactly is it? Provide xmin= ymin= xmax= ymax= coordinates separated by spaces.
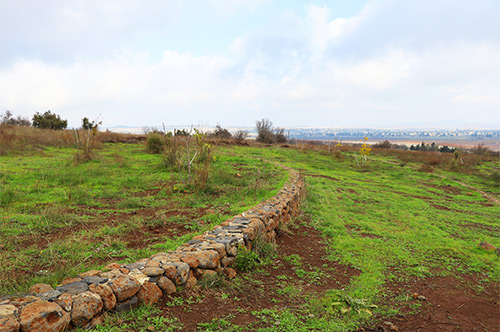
xmin=0 ymin=0 xmax=499 ymax=128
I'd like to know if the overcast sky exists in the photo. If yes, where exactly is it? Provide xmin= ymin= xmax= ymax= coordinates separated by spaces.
xmin=0 ymin=0 xmax=499 ymax=129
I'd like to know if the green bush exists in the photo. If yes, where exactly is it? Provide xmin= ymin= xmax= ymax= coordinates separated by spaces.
xmin=146 ymin=133 xmax=165 ymax=154
xmin=32 ymin=111 xmax=67 ymax=130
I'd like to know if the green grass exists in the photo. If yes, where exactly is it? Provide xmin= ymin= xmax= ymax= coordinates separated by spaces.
xmin=221 ymin=145 xmax=499 ymax=330
xmin=0 ymin=143 xmax=287 ymax=293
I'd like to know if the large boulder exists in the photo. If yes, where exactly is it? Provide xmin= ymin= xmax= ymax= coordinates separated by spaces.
xmin=19 ymin=300 xmax=70 ymax=332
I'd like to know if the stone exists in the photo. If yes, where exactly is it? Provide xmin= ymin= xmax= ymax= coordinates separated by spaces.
xmin=71 ymin=292 xmax=103 ymax=327
xmin=107 ymin=275 xmax=141 ymax=302
xmin=180 ymin=256 xmax=199 ymax=269
xmin=100 ymin=269 xmax=123 ymax=279
xmin=104 ymin=263 xmax=121 ymax=271
xmin=60 ymin=277 xmax=82 ymax=285
xmin=156 ymin=277 xmax=176 ymax=294
xmin=19 ymin=300 xmax=70 ymax=332
xmin=55 ymin=293 xmax=72 ymax=312
xmin=161 ymin=264 xmax=177 ymax=280
xmin=89 ymin=283 xmax=116 ymax=311
xmin=145 ymin=260 xmax=161 ymax=268
xmin=184 ymin=250 xmax=219 ymax=269
xmin=0 ymin=304 xmax=19 ymax=332
xmin=113 ymin=296 xmax=139 ymax=313
xmin=82 ymin=276 xmax=108 ymax=285
xmin=221 ymin=257 xmax=235 ymax=267
xmin=223 ymin=268 xmax=237 ymax=279
xmin=38 ymin=290 xmax=62 ymax=302
xmin=136 ymin=282 xmax=162 ymax=305
xmin=128 ymin=269 xmax=149 ymax=285
xmin=56 ymin=281 xmax=89 ymax=296
xmin=29 ymin=283 xmax=53 ymax=294
xmin=124 ymin=262 xmax=145 ymax=271
xmin=141 ymin=267 xmax=164 ymax=277
xmin=173 ymin=262 xmax=190 ymax=285
xmin=185 ymin=273 xmax=197 ymax=289
xmin=119 ymin=268 xmax=130 ymax=274
xmin=79 ymin=270 xmax=101 ymax=278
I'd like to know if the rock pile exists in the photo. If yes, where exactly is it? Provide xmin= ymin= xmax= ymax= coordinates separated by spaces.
xmin=0 ymin=168 xmax=304 ymax=332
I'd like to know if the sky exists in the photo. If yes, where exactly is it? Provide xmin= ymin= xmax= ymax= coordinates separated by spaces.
xmin=0 ymin=0 xmax=499 ymax=129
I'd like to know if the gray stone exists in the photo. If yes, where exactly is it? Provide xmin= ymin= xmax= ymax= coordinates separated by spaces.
xmin=56 ymin=281 xmax=89 ymax=296
xmin=38 ymin=290 xmax=62 ymax=302
xmin=82 ymin=276 xmax=108 ymax=285
xmin=124 ymin=262 xmax=145 ymax=271
xmin=113 ymin=296 xmax=139 ymax=313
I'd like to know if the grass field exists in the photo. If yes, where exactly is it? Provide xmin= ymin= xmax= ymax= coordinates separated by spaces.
xmin=0 ymin=142 xmax=287 ymax=293
xmin=1 ymin=134 xmax=499 ymax=331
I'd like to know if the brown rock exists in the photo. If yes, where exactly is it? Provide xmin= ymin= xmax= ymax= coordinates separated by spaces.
xmin=221 ymin=257 xmax=235 ymax=267
xmin=145 ymin=260 xmax=161 ymax=268
xmin=141 ymin=267 xmax=164 ymax=277
xmin=55 ymin=293 xmax=72 ymax=312
xmin=161 ymin=264 xmax=177 ymax=280
xmin=19 ymin=300 xmax=70 ymax=332
xmin=104 ymin=263 xmax=121 ymax=271
xmin=88 ymin=283 xmax=116 ymax=311
xmin=60 ymin=277 xmax=82 ymax=285
xmin=119 ymin=268 xmax=130 ymax=274
xmin=0 ymin=304 xmax=20 ymax=332
xmin=100 ymin=269 xmax=123 ymax=279
xmin=71 ymin=292 xmax=103 ymax=327
xmin=137 ymin=282 xmax=162 ymax=305
xmin=79 ymin=270 xmax=101 ymax=278
xmin=185 ymin=250 xmax=219 ymax=269
xmin=157 ymin=277 xmax=176 ymax=294
xmin=185 ymin=273 xmax=197 ymax=289
xmin=223 ymin=268 xmax=237 ymax=279
xmin=28 ymin=283 xmax=53 ymax=294
xmin=107 ymin=275 xmax=141 ymax=302
xmin=180 ymin=256 xmax=199 ymax=269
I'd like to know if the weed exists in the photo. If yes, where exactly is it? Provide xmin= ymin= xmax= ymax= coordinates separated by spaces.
xmin=234 ymin=245 xmax=260 ymax=272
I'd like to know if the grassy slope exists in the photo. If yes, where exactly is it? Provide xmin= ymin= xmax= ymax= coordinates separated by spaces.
xmin=224 ymin=145 xmax=499 ymax=330
xmin=0 ymin=143 xmax=287 ymax=293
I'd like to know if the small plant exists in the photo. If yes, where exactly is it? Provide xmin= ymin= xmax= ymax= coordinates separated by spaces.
xmin=354 ymin=137 xmax=372 ymax=166
xmin=146 ymin=132 xmax=165 ymax=154
xmin=325 ymin=289 xmax=378 ymax=316
xmin=234 ymin=245 xmax=259 ymax=272
xmin=73 ymin=116 xmax=102 ymax=163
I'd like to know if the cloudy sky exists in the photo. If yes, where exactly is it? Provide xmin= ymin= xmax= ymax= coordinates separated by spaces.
xmin=0 ymin=0 xmax=499 ymax=129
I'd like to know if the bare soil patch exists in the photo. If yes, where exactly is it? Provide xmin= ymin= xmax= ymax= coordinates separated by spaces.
xmin=379 ymin=273 xmax=500 ymax=332
xmin=158 ymin=221 xmax=360 ymax=331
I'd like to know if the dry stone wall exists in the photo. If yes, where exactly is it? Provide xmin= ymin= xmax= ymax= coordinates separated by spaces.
xmin=0 ymin=168 xmax=304 ymax=332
